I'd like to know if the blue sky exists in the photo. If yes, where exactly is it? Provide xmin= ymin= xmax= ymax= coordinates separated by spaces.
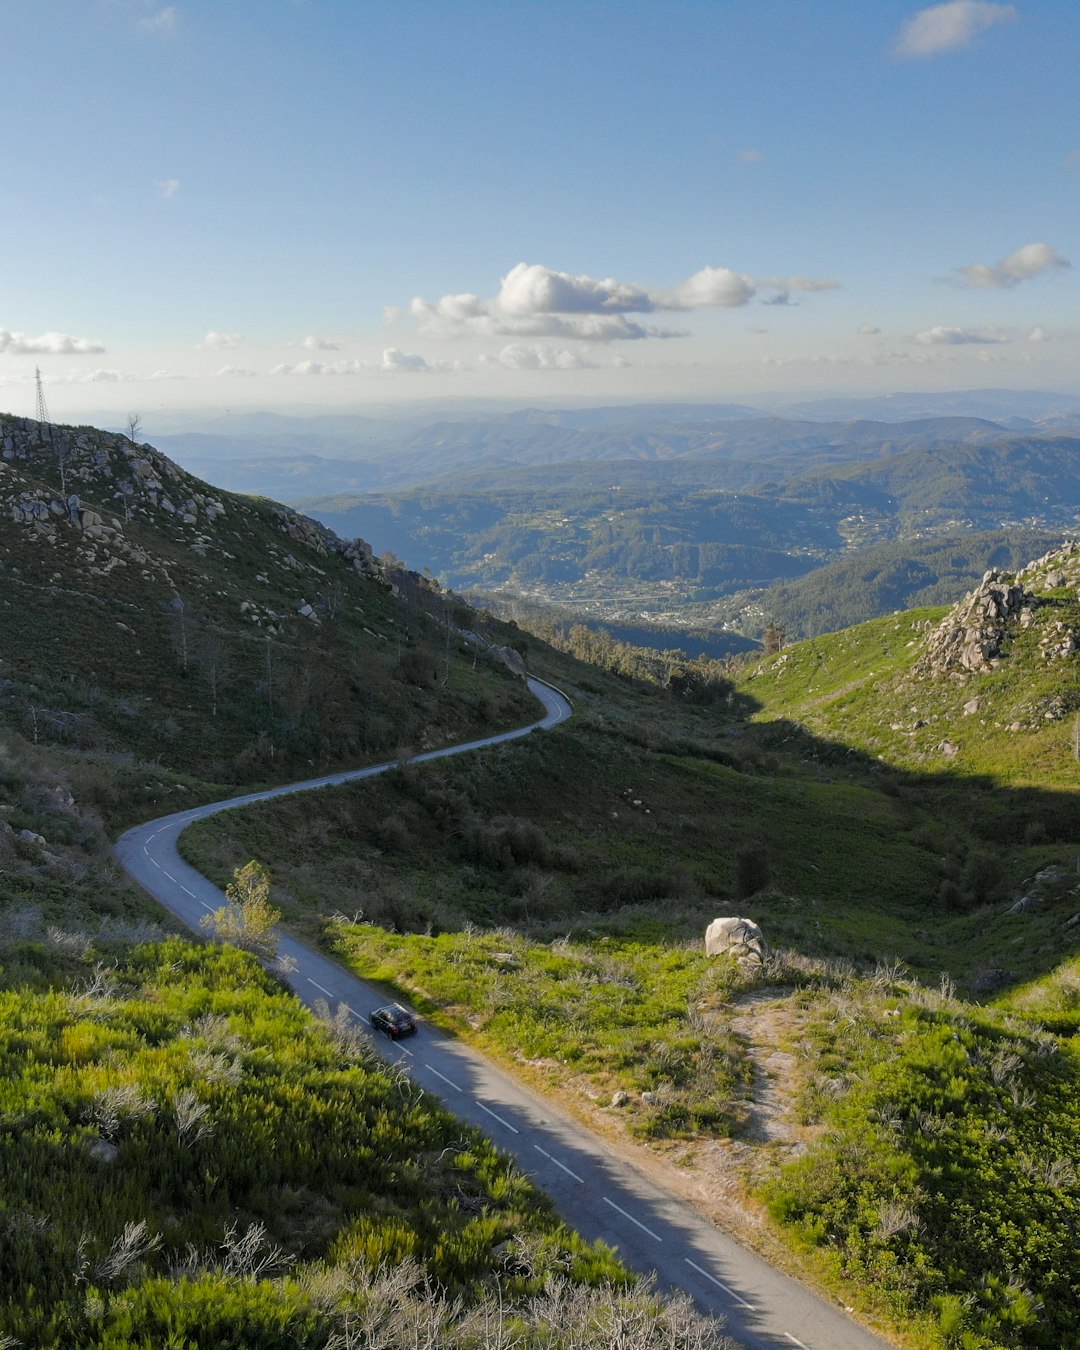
xmin=3 ymin=0 xmax=1078 ymax=416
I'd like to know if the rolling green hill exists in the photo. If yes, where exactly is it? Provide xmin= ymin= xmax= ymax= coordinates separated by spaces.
xmin=297 ymin=434 xmax=1080 ymax=644
xmin=8 ymin=409 xmax=1080 ymax=1348
xmin=180 ymin=543 xmax=1080 ymax=1349
xmin=0 ymin=416 xmax=735 ymax=1348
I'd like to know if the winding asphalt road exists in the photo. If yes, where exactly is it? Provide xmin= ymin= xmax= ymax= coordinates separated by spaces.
xmin=115 ymin=678 xmax=893 ymax=1350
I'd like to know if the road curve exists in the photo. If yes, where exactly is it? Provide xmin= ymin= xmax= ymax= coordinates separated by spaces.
xmin=115 ymin=677 xmax=893 ymax=1350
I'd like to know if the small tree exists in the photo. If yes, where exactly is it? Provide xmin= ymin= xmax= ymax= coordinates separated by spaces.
xmin=201 ymin=860 xmax=281 ymax=959
xmin=762 ymin=622 xmax=786 ymax=655
xmin=126 ymin=411 xmax=142 ymax=445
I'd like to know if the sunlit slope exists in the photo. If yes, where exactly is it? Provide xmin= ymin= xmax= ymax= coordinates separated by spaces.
xmin=738 ymin=545 xmax=1080 ymax=791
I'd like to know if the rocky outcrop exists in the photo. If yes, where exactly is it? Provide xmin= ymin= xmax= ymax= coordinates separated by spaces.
xmin=705 ymin=916 xmax=768 ymax=965
xmin=490 ymin=645 xmax=528 ymax=678
xmin=917 ymin=569 xmax=1038 ymax=675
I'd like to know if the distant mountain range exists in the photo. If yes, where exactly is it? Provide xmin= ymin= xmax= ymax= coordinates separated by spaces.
xmin=136 ymin=393 xmax=1080 ymax=644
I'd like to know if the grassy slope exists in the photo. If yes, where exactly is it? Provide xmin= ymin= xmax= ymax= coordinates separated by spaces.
xmin=181 ymin=556 xmax=1080 ymax=1348
xmin=0 ymin=414 xmax=535 ymax=821
xmin=0 ymin=421 xmax=738 ymax=1348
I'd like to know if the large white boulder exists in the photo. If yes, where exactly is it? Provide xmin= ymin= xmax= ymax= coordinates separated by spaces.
xmin=705 ymin=916 xmax=768 ymax=964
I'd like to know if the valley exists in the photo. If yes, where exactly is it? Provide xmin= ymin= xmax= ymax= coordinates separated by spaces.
xmin=2 ymin=408 xmax=1080 ymax=1349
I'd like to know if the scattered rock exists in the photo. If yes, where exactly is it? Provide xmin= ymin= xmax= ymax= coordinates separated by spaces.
xmin=86 ymin=1136 xmax=120 ymax=1165
xmin=917 ymin=569 xmax=1038 ymax=676
xmin=971 ymin=968 xmax=1015 ymax=997
xmin=610 ymin=1090 xmax=630 ymax=1108
xmin=705 ymin=916 xmax=768 ymax=965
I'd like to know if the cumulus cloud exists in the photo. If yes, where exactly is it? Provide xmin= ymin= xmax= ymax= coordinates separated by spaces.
xmin=217 ymin=365 xmax=257 ymax=377
xmin=669 ymin=266 xmax=757 ymax=309
xmin=139 ymin=6 xmax=178 ymax=34
xmin=401 ymin=260 xmax=836 ymax=345
xmin=199 ymin=331 xmax=245 ymax=349
xmin=270 ymin=349 xmax=447 ymax=377
xmin=301 ymin=334 xmax=341 ymax=351
xmin=893 ymin=1 xmax=1017 ymax=59
xmin=380 ymin=348 xmax=432 ymax=373
xmin=0 ymin=327 xmax=106 ymax=355
xmin=496 ymin=262 xmax=657 ymax=316
xmin=858 ymin=323 xmax=882 ymax=334
xmin=1029 ymin=326 xmax=1049 ymax=342
xmin=271 ymin=359 xmax=329 ymax=376
xmin=915 ymin=324 xmax=1010 ymax=345
xmin=948 ymin=241 xmax=1071 ymax=289
xmin=155 ymin=178 xmax=181 ymax=199
xmin=479 ymin=344 xmax=619 ymax=371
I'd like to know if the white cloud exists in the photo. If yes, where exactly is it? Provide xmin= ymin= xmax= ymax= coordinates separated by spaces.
xmin=893 ymin=1 xmax=1017 ymax=59
xmin=199 ymin=330 xmax=245 ymax=349
xmin=1029 ymin=326 xmax=1049 ymax=342
xmin=155 ymin=177 xmax=181 ymax=200
xmin=480 ymin=344 xmax=611 ymax=371
xmin=383 ymin=348 xmax=448 ymax=375
xmin=915 ymin=324 xmax=1010 ymax=345
xmin=0 ymin=327 xmax=106 ymax=355
xmin=269 ymin=350 xmax=447 ymax=377
xmin=669 ymin=266 xmax=757 ymax=309
xmin=739 ymin=148 xmax=764 ymax=163
xmin=217 ymin=365 xmax=257 ymax=377
xmin=949 ymin=241 xmax=1071 ymax=289
xmin=271 ymin=359 xmax=327 ymax=376
xmin=46 ymin=367 xmax=184 ymax=384
xmin=496 ymin=262 xmax=656 ymax=316
xmin=301 ymin=334 xmax=341 ymax=351
xmin=381 ymin=348 xmax=434 ymax=374
xmin=858 ymin=323 xmax=882 ymax=335
xmin=139 ymin=6 xmax=178 ymax=34
xmin=401 ymin=259 xmax=834 ymax=345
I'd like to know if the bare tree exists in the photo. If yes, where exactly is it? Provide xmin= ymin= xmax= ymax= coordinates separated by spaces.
xmin=126 ymin=411 xmax=143 ymax=445
xmin=195 ymin=631 xmax=229 ymax=717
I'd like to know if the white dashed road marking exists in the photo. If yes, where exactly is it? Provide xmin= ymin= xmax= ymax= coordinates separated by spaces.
xmin=602 ymin=1196 xmax=661 ymax=1242
xmin=478 ymin=1102 xmax=519 ymax=1134
xmin=533 ymin=1143 xmax=584 ymax=1184
xmin=307 ymin=978 xmax=335 ymax=999
xmin=684 ymin=1258 xmax=755 ymax=1310
xmin=783 ymin=1336 xmax=812 ymax=1349
xmin=426 ymin=1065 xmax=462 ymax=1092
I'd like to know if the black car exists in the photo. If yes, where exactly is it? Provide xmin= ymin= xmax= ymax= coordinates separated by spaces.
xmin=369 ymin=1004 xmax=417 ymax=1039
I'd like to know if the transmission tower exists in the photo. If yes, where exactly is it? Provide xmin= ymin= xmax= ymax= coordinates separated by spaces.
xmin=34 ymin=366 xmax=50 ymax=428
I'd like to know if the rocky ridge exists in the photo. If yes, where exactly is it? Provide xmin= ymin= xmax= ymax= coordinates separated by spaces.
xmin=1 ymin=416 xmax=402 ymax=629
xmin=917 ymin=542 xmax=1080 ymax=678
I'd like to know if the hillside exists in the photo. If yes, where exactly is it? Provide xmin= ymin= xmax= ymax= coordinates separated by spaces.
xmin=178 ymin=541 xmax=1080 ymax=1349
xmin=0 ymin=415 xmax=735 ymax=1348
xmin=732 ymin=529 xmax=1064 ymax=640
xmin=8 ymin=411 xmax=1080 ymax=1347
xmin=0 ymin=413 xmax=535 ymax=811
xmin=296 ymin=433 xmax=1080 ymax=641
